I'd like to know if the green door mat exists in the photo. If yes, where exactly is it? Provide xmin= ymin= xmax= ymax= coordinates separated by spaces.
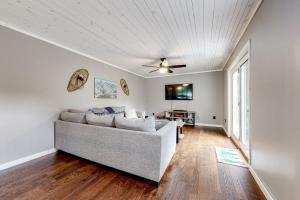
xmin=215 ymin=147 xmax=247 ymax=167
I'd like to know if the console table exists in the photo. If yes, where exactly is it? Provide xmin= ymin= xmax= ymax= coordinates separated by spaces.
xmin=164 ymin=110 xmax=196 ymax=127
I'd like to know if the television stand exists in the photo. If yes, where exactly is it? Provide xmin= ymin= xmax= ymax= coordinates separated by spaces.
xmin=164 ymin=110 xmax=196 ymax=127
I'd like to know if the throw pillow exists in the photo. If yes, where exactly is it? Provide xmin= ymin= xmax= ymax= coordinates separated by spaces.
xmin=105 ymin=107 xmax=115 ymax=114
xmin=60 ymin=111 xmax=86 ymax=123
xmin=68 ymin=109 xmax=88 ymax=113
xmin=112 ymin=106 xmax=126 ymax=114
xmin=136 ymin=111 xmax=146 ymax=119
xmin=89 ymin=107 xmax=109 ymax=115
xmin=125 ymin=109 xmax=138 ymax=119
xmin=115 ymin=116 xmax=156 ymax=132
xmin=86 ymin=113 xmax=115 ymax=127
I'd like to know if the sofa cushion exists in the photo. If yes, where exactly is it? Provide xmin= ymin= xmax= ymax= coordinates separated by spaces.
xmin=155 ymin=120 xmax=168 ymax=130
xmin=60 ymin=111 xmax=86 ymax=123
xmin=125 ymin=109 xmax=138 ymax=119
xmin=113 ymin=112 xmax=125 ymax=118
xmin=115 ymin=116 xmax=156 ymax=132
xmin=86 ymin=113 xmax=115 ymax=127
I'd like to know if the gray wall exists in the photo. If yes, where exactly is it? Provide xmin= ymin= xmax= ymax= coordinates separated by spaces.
xmin=145 ymin=72 xmax=224 ymax=125
xmin=223 ymin=0 xmax=300 ymax=199
xmin=0 ymin=25 xmax=146 ymax=165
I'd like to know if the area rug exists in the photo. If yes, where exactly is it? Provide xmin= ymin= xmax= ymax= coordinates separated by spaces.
xmin=215 ymin=147 xmax=247 ymax=167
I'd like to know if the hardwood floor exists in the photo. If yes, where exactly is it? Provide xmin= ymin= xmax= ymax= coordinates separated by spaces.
xmin=0 ymin=127 xmax=265 ymax=200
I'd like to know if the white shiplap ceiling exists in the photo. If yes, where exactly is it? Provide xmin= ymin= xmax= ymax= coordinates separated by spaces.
xmin=0 ymin=0 xmax=261 ymax=78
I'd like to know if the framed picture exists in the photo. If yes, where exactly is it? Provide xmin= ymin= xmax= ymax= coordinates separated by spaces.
xmin=94 ymin=78 xmax=117 ymax=99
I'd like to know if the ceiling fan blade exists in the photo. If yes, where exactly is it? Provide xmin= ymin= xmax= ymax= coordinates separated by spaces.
xmin=168 ymin=64 xmax=186 ymax=68
xmin=149 ymin=69 xmax=159 ymax=73
xmin=142 ymin=65 xmax=158 ymax=68
xmin=168 ymin=69 xmax=173 ymax=73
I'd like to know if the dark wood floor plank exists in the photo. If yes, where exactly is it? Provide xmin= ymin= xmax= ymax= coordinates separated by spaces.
xmin=0 ymin=127 xmax=266 ymax=200
xmin=65 ymin=171 xmax=119 ymax=200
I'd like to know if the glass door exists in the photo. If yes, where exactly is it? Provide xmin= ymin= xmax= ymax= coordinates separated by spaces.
xmin=240 ymin=60 xmax=250 ymax=153
xmin=232 ymin=69 xmax=240 ymax=139
xmin=231 ymin=59 xmax=250 ymax=158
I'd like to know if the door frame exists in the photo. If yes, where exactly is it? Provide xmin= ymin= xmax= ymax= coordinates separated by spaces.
xmin=226 ymin=40 xmax=251 ymax=163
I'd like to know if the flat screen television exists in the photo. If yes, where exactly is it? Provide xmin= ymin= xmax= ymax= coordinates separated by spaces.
xmin=165 ymin=83 xmax=193 ymax=100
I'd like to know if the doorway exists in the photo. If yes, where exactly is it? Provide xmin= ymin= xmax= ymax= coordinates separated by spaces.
xmin=228 ymin=41 xmax=251 ymax=161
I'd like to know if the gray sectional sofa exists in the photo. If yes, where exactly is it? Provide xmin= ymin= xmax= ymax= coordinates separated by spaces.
xmin=54 ymin=119 xmax=176 ymax=183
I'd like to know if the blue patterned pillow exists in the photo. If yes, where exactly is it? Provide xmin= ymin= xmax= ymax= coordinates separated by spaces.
xmin=89 ymin=106 xmax=125 ymax=116
xmin=112 ymin=106 xmax=125 ymax=114
xmin=105 ymin=107 xmax=115 ymax=114
xmin=89 ymin=107 xmax=108 ymax=115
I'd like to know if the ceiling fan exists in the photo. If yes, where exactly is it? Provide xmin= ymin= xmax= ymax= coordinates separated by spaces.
xmin=142 ymin=58 xmax=186 ymax=74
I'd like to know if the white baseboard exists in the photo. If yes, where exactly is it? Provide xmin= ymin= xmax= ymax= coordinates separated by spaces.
xmin=222 ymin=127 xmax=230 ymax=137
xmin=249 ymin=166 xmax=276 ymax=200
xmin=0 ymin=148 xmax=57 ymax=171
xmin=195 ymin=123 xmax=230 ymax=137
xmin=195 ymin=123 xmax=224 ymax=128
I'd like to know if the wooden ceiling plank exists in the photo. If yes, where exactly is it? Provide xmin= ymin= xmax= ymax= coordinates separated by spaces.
xmin=0 ymin=0 xmax=261 ymax=77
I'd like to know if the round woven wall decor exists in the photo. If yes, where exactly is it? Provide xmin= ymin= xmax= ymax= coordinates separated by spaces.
xmin=120 ymin=78 xmax=129 ymax=96
xmin=67 ymin=69 xmax=89 ymax=92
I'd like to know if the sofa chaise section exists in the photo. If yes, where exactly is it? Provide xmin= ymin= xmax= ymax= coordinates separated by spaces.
xmin=54 ymin=120 xmax=176 ymax=183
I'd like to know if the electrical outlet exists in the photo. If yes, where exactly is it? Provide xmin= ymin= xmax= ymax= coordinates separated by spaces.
xmin=213 ymin=116 xmax=216 ymax=120
xmin=224 ymin=119 xmax=227 ymax=123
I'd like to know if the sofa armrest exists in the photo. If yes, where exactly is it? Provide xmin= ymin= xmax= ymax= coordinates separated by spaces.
xmin=157 ymin=121 xmax=176 ymax=179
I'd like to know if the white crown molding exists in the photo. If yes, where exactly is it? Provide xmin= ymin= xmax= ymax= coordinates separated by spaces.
xmin=248 ymin=166 xmax=277 ymax=200
xmin=145 ymin=69 xmax=223 ymax=79
xmin=222 ymin=0 xmax=263 ymax=70
xmin=0 ymin=21 xmax=145 ymax=78
xmin=0 ymin=148 xmax=57 ymax=171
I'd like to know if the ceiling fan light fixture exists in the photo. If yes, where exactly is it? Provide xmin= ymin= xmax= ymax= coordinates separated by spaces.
xmin=144 ymin=58 xmax=186 ymax=74
xmin=159 ymin=67 xmax=168 ymax=73
xmin=161 ymin=59 xmax=168 ymax=67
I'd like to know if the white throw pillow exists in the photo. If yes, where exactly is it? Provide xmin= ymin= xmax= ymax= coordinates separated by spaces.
xmin=136 ymin=111 xmax=146 ymax=119
xmin=86 ymin=113 xmax=115 ymax=127
xmin=115 ymin=116 xmax=156 ymax=132
xmin=125 ymin=109 xmax=138 ymax=119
